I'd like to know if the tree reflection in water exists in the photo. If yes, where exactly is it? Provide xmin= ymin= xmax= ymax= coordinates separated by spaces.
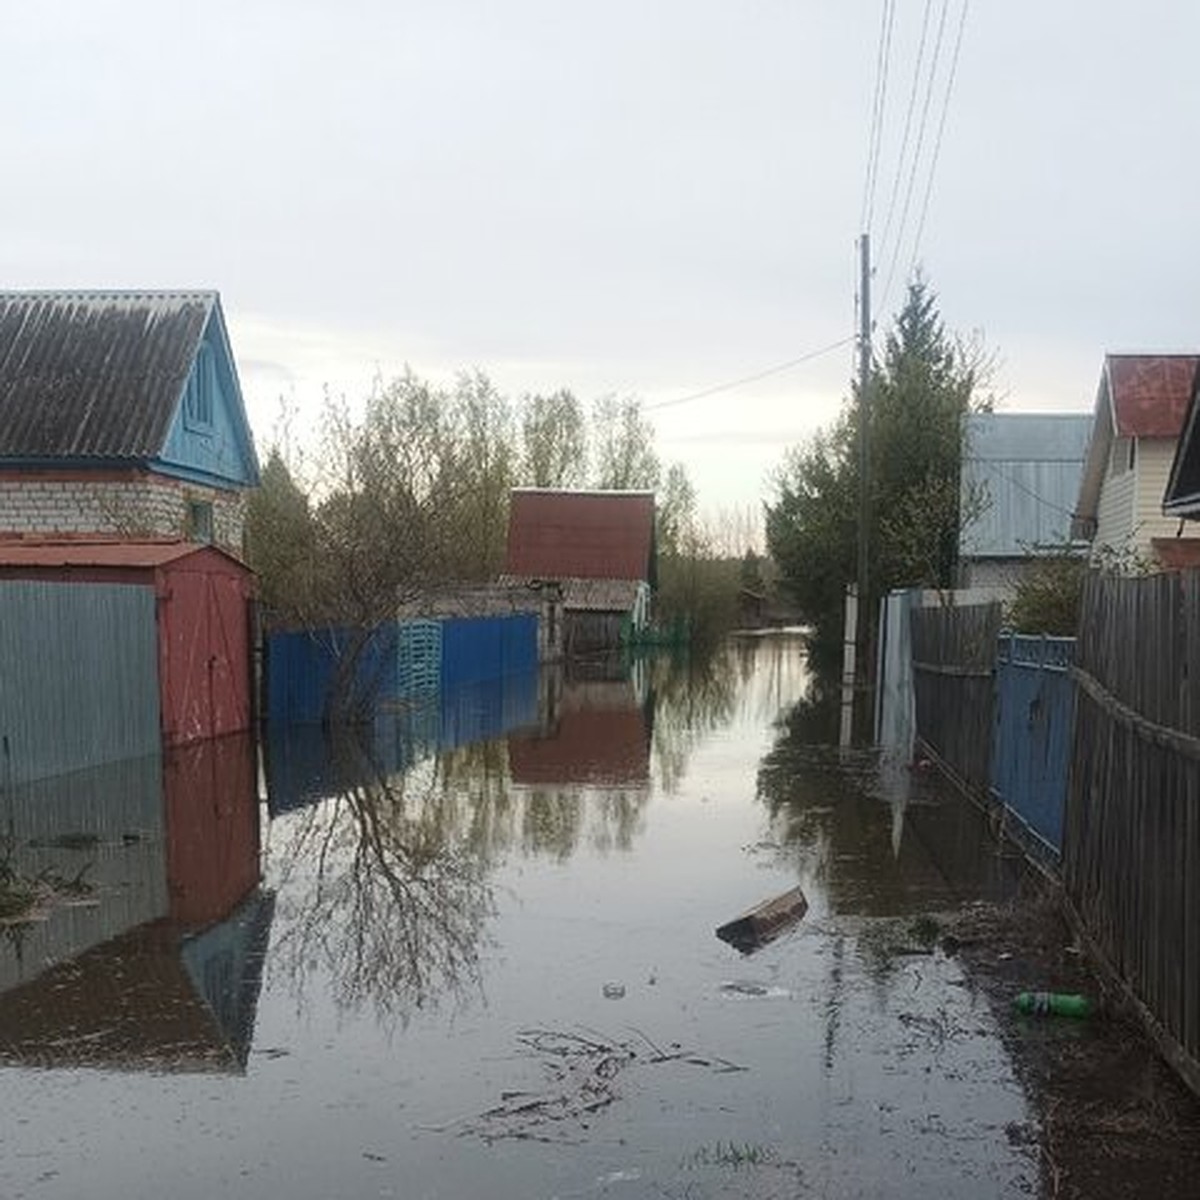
xmin=268 ymin=650 xmax=753 ymax=1022
xmin=270 ymin=728 xmax=495 ymax=1026
xmin=648 ymin=647 xmax=738 ymax=793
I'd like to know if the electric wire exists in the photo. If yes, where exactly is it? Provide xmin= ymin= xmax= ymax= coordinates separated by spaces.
xmin=907 ymin=0 xmax=969 ymax=280
xmin=860 ymin=0 xmax=897 ymax=234
xmin=874 ymin=0 xmax=933 ymax=285
xmin=880 ymin=0 xmax=950 ymax=315
xmin=644 ymin=335 xmax=856 ymax=412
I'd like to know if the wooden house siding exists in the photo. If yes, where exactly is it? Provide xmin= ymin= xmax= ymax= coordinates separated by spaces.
xmin=1135 ymin=438 xmax=1182 ymax=555
xmin=1094 ymin=468 xmax=1135 ymax=556
xmin=155 ymin=314 xmax=258 ymax=491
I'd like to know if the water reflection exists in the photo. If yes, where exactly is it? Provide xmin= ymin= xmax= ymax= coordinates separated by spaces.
xmin=0 ymin=734 xmax=269 ymax=1073
xmin=267 ymin=731 xmax=494 ymax=1025
xmin=757 ymin=682 xmax=1020 ymax=917
xmin=262 ymin=651 xmax=747 ymax=1019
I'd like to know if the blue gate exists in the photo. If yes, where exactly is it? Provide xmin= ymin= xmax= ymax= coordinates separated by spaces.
xmin=990 ymin=633 xmax=1075 ymax=858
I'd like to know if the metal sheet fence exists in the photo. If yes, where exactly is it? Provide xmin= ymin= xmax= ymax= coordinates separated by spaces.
xmin=441 ymin=614 xmax=538 ymax=690
xmin=1065 ymin=570 xmax=1200 ymax=1093
xmin=0 ymin=581 xmax=160 ymax=784
xmin=265 ymin=624 xmax=400 ymax=724
xmin=910 ymin=601 xmax=1003 ymax=802
xmin=991 ymin=634 xmax=1075 ymax=858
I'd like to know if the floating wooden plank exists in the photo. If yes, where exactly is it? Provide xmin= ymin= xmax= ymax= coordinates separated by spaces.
xmin=716 ymin=886 xmax=808 ymax=953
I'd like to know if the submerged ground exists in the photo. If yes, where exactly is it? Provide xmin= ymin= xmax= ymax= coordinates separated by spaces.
xmin=1 ymin=633 xmax=1197 ymax=1198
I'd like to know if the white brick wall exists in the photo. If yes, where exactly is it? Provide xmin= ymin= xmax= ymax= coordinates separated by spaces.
xmin=0 ymin=475 xmax=246 ymax=555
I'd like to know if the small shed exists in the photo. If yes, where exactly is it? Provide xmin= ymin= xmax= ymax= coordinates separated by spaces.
xmin=0 ymin=539 xmax=254 ymax=748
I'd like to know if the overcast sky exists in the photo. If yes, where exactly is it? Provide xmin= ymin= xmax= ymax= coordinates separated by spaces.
xmin=2 ymin=2 xmax=1197 ymax=515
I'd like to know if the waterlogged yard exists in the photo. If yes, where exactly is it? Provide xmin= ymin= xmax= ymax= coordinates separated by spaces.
xmin=3 ymin=634 xmax=1197 ymax=1198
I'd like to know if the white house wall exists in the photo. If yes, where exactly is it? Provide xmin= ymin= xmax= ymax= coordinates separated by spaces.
xmin=1093 ymin=466 xmax=1136 ymax=557
xmin=1134 ymin=438 xmax=1183 ymax=553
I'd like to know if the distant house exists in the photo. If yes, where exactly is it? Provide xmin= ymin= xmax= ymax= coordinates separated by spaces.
xmin=0 ymin=291 xmax=260 ymax=555
xmin=500 ymin=488 xmax=656 ymax=655
xmin=1072 ymin=353 xmax=1200 ymax=568
xmin=958 ymin=412 xmax=1091 ymax=597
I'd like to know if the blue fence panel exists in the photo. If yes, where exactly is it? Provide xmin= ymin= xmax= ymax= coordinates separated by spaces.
xmin=441 ymin=614 xmax=538 ymax=690
xmin=266 ymin=624 xmax=400 ymax=724
xmin=990 ymin=633 xmax=1075 ymax=858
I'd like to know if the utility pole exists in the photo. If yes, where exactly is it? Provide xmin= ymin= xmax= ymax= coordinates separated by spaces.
xmin=841 ymin=233 xmax=872 ymax=749
xmin=857 ymin=233 xmax=871 ymax=625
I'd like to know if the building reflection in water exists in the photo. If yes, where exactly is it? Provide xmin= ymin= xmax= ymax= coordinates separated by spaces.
xmin=0 ymin=733 xmax=270 ymax=1073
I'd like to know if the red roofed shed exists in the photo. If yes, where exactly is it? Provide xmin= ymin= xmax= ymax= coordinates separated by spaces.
xmin=504 ymin=490 xmax=657 ymax=653
xmin=506 ymin=489 xmax=656 ymax=584
xmin=0 ymin=539 xmax=254 ymax=745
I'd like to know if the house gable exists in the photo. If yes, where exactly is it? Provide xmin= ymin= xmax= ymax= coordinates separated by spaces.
xmin=1074 ymin=354 xmax=1198 ymax=543
xmin=0 ymin=290 xmax=259 ymax=492
xmin=154 ymin=306 xmax=260 ymax=491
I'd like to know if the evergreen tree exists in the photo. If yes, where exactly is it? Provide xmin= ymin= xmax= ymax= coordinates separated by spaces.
xmin=765 ymin=277 xmax=990 ymax=665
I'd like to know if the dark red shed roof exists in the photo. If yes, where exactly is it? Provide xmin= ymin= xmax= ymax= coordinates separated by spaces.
xmin=506 ymin=489 xmax=656 ymax=583
xmin=0 ymin=538 xmax=209 ymax=569
xmin=1108 ymin=355 xmax=1199 ymax=438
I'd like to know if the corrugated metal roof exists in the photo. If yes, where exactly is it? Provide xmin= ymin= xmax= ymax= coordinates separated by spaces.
xmin=0 ymin=538 xmax=243 ymax=571
xmin=505 ymin=489 xmax=655 ymax=582
xmin=1107 ymin=354 xmax=1199 ymax=438
xmin=960 ymin=413 xmax=1091 ymax=559
xmin=0 ymin=290 xmax=215 ymax=459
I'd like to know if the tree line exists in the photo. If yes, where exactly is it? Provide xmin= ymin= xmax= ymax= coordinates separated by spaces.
xmin=246 ymin=370 xmax=745 ymax=641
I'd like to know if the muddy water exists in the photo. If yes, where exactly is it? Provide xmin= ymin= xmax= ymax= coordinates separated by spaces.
xmin=0 ymin=635 xmax=1038 ymax=1198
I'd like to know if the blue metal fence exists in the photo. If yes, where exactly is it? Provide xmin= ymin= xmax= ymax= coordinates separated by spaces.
xmin=266 ymin=625 xmax=400 ymax=724
xmin=990 ymin=633 xmax=1075 ymax=858
xmin=441 ymin=614 xmax=538 ymax=690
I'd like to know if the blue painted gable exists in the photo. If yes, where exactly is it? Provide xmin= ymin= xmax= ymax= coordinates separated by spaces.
xmin=155 ymin=304 xmax=261 ymax=490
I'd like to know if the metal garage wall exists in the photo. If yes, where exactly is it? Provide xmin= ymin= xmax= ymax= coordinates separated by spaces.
xmin=0 ymin=581 xmax=160 ymax=785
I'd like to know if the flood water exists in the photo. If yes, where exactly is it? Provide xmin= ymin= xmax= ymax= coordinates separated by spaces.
xmin=0 ymin=634 xmax=1040 ymax=1198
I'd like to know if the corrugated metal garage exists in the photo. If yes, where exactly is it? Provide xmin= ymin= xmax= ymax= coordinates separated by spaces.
xmin=0 ymin=540 xmax=254 ymax=762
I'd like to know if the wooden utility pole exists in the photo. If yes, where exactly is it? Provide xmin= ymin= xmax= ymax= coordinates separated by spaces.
xmin=841 ymin=234 xmax=872 ymax=749
xmin=857 ymin=233 xmax=871 ymax=623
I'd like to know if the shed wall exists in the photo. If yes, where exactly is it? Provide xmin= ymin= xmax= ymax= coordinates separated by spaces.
xmin=0 ymin=581 xmax=160 ymax=783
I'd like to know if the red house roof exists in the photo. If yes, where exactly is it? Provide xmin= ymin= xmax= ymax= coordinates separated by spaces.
xmin=505 ymin=489 xmax=656 ymax=583
xmin=1107 ymin=355 xmax=1199 ymax=438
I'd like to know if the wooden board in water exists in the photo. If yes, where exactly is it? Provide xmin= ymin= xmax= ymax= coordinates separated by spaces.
xmin=715 ymin=885 xmax=808 ymax=953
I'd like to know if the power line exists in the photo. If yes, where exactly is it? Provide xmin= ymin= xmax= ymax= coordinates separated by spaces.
xmin=907 ymin=0 xmax=969 ymax=279
xmin=880 ymin=0 xmax=950 ymax=315
xmin=860 ymin=0 xmax=896 ymax=234
xmin=875 ymin=0 xmax=933 ymax=279
xmin=644 ymin=336 xmax=856 ymax=412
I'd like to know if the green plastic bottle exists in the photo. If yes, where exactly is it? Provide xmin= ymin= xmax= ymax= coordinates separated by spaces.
xmin=1013 ymin=991 xmax=1092 ymax=1018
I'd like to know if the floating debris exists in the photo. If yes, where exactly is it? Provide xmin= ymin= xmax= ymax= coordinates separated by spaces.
xmin=716 ymin=885 xmax=808 ymax=953
xmin=452 ymin=1026 xmax=747 ymax=1143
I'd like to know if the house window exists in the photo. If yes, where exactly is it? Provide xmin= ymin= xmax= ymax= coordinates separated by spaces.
xmin=185 ymin=343 xmax=216 ymax=430
xmin=189 ymin=500 xmax=214 ymax=544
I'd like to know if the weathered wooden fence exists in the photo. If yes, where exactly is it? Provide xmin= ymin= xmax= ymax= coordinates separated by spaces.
xmin=1065 ymin=570 xmax=1200 ymax=1093
xmin=910 ymin=601 xmax=1003 ymax=802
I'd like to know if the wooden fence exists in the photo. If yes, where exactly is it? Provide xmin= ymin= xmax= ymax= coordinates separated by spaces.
xmin=910 ymin=600 xmax=1002 ymax=803
xmin=1065 ymin=570 xmax=1200 ymax=1092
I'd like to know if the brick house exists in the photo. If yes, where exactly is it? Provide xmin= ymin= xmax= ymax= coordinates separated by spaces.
xmin=0 ymin=291 xmax=260 ymax=555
